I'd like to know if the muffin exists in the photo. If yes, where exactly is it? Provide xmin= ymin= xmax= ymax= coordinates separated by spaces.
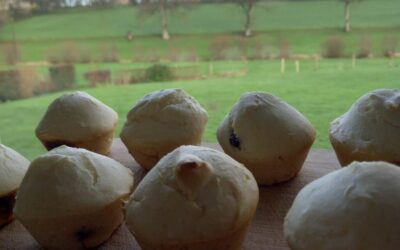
xmin=217 ymin=92 xmax=316 ymax=185
xmin=0 ymin=144 xmax=29 ymax=227
xmin=14 ymin=146 xmax=134 ymax=250
xmin=36 ymin=91 xmax=118 ymax=155
xmin=330 ymin=89 xmax=400 ymax=166
xmin=284 ymin=161 xmax=400 ymax=250
xmin=125 ymin=145 xmax=259 ymax=250
xmin=120 ymin=89 xmax=208 ymax=170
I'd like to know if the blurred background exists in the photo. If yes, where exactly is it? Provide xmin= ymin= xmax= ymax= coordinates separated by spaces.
xmin=0 ymin=0 xmax=399 ymax=159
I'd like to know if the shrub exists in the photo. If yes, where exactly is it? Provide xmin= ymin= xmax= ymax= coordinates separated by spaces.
xmin=278 ymin=38 xmax=291 ymax=59
xmin=249 ymin=40 xmax=273 ymax=60
xmin=47 ymin=42 xmax=91 ymax=64
xmin=34 ymin=78 xmax=55 ymax=96
xmin=223 ymin=47 xmax=246 ymax=60
xmin=114 ymin=69 xmax=146 ymax=85
xmin=1 ymin=42 xmax=21 ymax=65
xmin=84 ymin=70 xmax=111 ymax=87
xmin=145 ymin=64 xmax=174 ymax=82
xmin=209 ymin=36 xmax=230 ymax=60
xmin=382 ymin=35 xmax=398 ymax=58
xmin=0 ymin=67 xmax=36 ymax=101
xmin=49 ymin=65 xmax=76 ymax=91
xmin=356 ymin=36 xmax=372 ymax=58
xmin=322 ymin=36 xmax=346 ymax=58
xmin=17 ymin=66 xmax=37 ymax=98
xmin=172 ymin=66 xmax=202 ymax=80
xmin=98 ymin=44 xmax=119 ymax=63
xmin=0 ymin=70 xmax=21 ymax=101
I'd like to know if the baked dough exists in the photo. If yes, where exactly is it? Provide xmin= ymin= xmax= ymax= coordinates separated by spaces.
xmin=284 ymin=161 xmax=400 ymax=250
xmin=125 ymin=145 xmax=259 ymax=250
xmin=330 ymin=89 xmax=400 ymax=166
xmin=36 ymin=91 xmax=118 ymax=155
xmin=217 ymin=92 xmax=316 ymax=185
xmin=14 ymin=146 xmax=134 ymax=250
xmin=121 ymin=89 xmax=208 ymax=170
xmin=0 ymin=144 xmax=29 ymax=227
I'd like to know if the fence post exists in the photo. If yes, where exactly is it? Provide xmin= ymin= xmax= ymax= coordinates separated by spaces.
xmin=209 ymin=61 xmax=214 ymax=77
xmin=295 ymin=60 xmax=300 ymax=73
xmin=352 ymin=54 xmax=356 ymax=69
xmin=280 ymin=58 xmax=285 ymax=73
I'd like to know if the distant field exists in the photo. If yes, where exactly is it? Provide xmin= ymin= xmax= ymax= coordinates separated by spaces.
xmin=0 ymin=0 xmax=399 ymax=63
xmin=1 ymin=0 xmax=400 ymax=40
xmin=1 ymin=59 xmax=399 ymax=159
xmin=2 ymin=27 xmax=397 ymax=63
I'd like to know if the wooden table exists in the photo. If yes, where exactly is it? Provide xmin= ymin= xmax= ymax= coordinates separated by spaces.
xmin=0 ymin=140 xmax=340 ymax=250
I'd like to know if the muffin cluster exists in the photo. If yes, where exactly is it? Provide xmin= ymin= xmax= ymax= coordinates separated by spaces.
xmin=1 ymin=87 xmax=399 ymax=250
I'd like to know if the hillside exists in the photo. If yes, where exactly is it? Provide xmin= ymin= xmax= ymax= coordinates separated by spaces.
xmin=1 ymin=0 xmax=400 ymax=41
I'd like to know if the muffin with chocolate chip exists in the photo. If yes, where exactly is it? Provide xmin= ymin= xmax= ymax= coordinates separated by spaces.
xmin=217 ymin=92 xmax=316 ymax=185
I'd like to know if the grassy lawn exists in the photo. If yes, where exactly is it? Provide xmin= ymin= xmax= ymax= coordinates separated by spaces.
xmin=0 ymin=0 xmax=399 ymax=160
xmin=1 ymin=0 xmax=399 ymax=63
xmin=2 ymin=27 xmax=398 ymax=63
xmin=1 ymin=59 xmax=399 ymax=160
xmin=1 ymin=0 xmax=399 ymax=40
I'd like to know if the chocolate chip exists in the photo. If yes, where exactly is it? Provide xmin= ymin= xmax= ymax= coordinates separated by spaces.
xmin=229 ymin=131 xmax=241 ymax=150
xmin=75 ymin=227 xmax=93 ymax=241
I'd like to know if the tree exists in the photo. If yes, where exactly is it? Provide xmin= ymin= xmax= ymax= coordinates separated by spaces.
xmin=342 ymin=0 xmax=362 ymax=33
xmin=31 ymin=0 xmax=65 ymax=13
xmin=138 ymin=0 xmax=196 ymax=40
xmin=227 ymin=0 xmax=263 ymax=37
xmin=242 ymin=0 xmax=254 ymax=37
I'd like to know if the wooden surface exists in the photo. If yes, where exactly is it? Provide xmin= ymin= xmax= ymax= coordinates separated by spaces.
xmin=0 ymin=140 xmax=341 ymax=250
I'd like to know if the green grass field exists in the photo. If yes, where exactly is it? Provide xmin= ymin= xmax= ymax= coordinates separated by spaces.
xmin=1 ymin=0 xmax=399 ymax=63
xmin=2 ymin=0 xmax=400 ymax=40
xmin=0 ymin=0 xmax=399 ymax=159
xmin=1 ymin=59 xmax=399 ymax=159
xmin=2 ymin=27 xmax=398 ymax=63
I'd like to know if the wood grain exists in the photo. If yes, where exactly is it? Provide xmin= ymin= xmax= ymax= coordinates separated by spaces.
xmin=0 ymin=140 xmax=340 ymax=250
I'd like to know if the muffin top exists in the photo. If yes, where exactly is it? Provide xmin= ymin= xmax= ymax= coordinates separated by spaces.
xmin=0 ymin=144 xmax=29 ymax=196
xmin=330 ymin=89 xmax=400 ymax=158
xmin=125 ymin=145 xmax=258 ymax=244
xmin=36 ymin=91 xmax=118 ymax=141
xmin=284 ymin=161 xmax=400 ymax=250
xmin=14 ymin=146 xmax=133 ymax=219
xmin=218 ymin=92 xmax=315 ymax=161
xmin=121 ymin=89 xmax=208 ymax=146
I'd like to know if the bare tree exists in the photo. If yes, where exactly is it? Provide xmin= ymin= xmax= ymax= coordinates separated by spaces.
xmin=138 ymin=0 xmax=196 ymax=40
xmin=227 ymin=0 xmax=264 ymax=37
xmin=342 ymin=0 xmax=362 ymax=33
xmin=243 ymin=0 xmax=253 ymax=37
